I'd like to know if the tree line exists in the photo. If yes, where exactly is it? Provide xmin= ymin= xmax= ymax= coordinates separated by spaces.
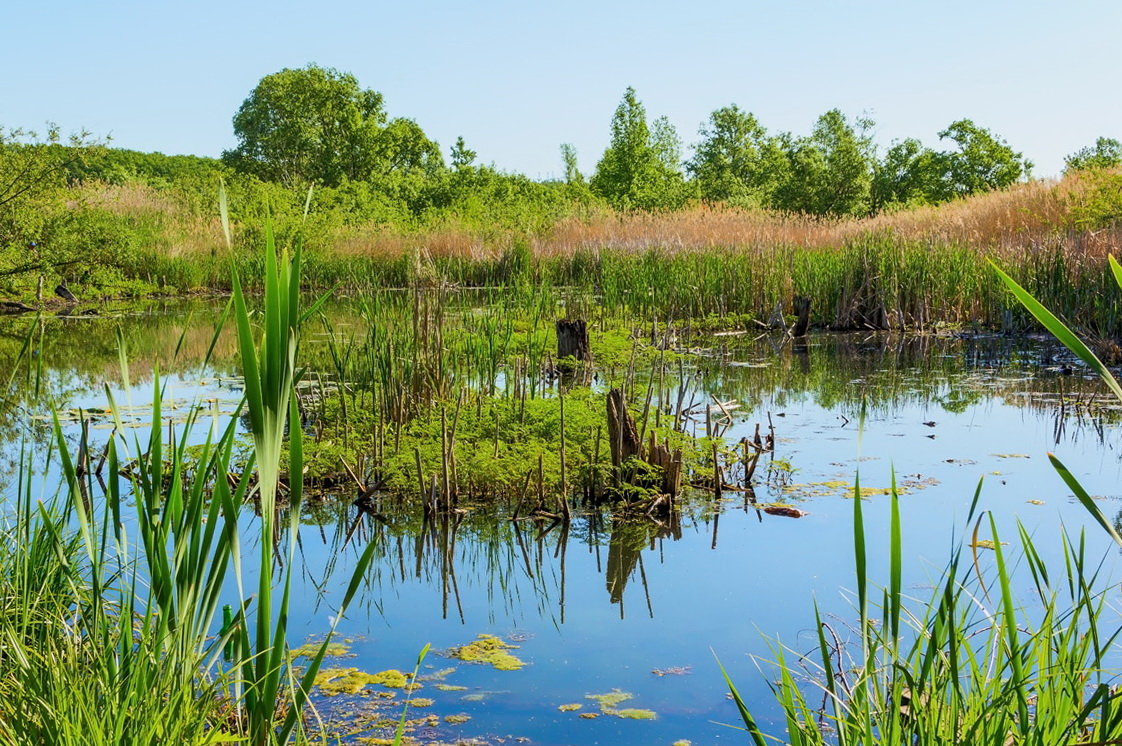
xmin=217 ymin=64 xmax=1110 ymax=218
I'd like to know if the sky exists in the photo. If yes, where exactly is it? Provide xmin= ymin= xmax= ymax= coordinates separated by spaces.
xmin=2 ymin=0 xmax=1119 ymax=180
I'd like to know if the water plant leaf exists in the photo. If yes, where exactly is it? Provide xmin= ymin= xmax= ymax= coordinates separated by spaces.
xmin=1049 ymin=453 xmax=1122 ymax=548
xmin=991 ymin=260 xmax=1122 ymax=403
xmin=713 ymin=653 xmax=768 ymax=746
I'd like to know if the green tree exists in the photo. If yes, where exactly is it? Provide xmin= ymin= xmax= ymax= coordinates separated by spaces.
xmin=560 ymin=143 xmax=584 ymax=185
xmin=688 ymin=104 xmax=787 ymax=206
xmin=0 ymin=125 xmax=104 ymax=268
xmin=775 ymin=109 xmax=875 ymax=216
xmin=1065 ymin=137 xmax=1122 ymax=172
xmin=591 ymin=88 xmax=689 ymax=210
xmin=871 ymin=138 xmax=946 ymax=209
xmin=937 ymin=119 xmax=1029 ymax=197
xmin=371 ymin=118 xmax=444 ymax=176
xmin=225 ymin=64 xmax=440 ymax=187
xmin=450 ymin=136 xmax=478 ymax=170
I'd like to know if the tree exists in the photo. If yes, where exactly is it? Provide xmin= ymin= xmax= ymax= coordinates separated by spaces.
xmin=871 ymin=138 xmax=946 ymax=209
xmin=371 ymin=118 xmax=444 ymax=177
xmin=591 ymin=87 xmax=689 ymax=210
xmin=937 ymin=119 xmax=1029 ymax=197
xmin=0 ymin=125 xmax=104 ymax=258
xmin=775 ymin=109 xmax=875 ymax=216
xmin=1065 ymin=137 xmax=1122 ymax=172
xmin=688 ymin=104 xmax=787 ymax=206
xmin=560 ymin=143 xmax=584 ymax=185
xmin=225 ymin=64 xmax=395 ymax=186
xmin=450 ymin=136 xmax=477 ymax=170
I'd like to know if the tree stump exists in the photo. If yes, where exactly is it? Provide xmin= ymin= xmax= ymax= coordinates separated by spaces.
xmin=556 ymin=319 xmax=592 ymax=362
xmin=790 ymin=296 xmax=811 ymax=337
xmin=606 ymin=388 xmax=641 ymax=468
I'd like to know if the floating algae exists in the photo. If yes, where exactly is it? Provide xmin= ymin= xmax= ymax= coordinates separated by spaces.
xmin=579 ymin=713 xmax=599 ymax=719
xmin=586 ymin=688 xmax=657 ymax=720
xmin=405 ymin=698 xmax=434 ymax=707
xmin=434 ymin=683 xmax=468 ymax=691
xmin=443 ymin=714 xmax=472 ymax=724
xmin=447 ymin=634 xmax=525 ymax=671
xmin=288 ymin=640 xmax=351 ymax=661
xmin=419 ymin=667 xmax=457 ymax=681
xmin=314 ymin=667 xmax=410 ymax=695
xmin=558 ymin=703 xmax=582 ymax=712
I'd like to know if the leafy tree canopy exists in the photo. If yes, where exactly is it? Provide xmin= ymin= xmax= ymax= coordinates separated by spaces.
xmin=937 ymin=119 xmax=1030 ymax=198
xmin=688 ymin=104 xmax=787 ymax=207
xmin=591 ymin=88 xmax=691 ymax=211
xmin=224 ymin=64 xmax=442 ymax=187
xmin=1065 ymin=137 xmax=1122 ymax=172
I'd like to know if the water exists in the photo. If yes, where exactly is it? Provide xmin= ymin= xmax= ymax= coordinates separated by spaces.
xmin=5 ymin=303 xmax=1122 ymax=745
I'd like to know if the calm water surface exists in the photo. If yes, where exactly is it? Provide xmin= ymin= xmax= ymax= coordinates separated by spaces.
xmin=5 ymin=301 xmax=1122 ymax=745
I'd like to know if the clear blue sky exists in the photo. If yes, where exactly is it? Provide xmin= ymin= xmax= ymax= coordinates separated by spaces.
xmin=2 ymin=0 xmax=1118 ymax=179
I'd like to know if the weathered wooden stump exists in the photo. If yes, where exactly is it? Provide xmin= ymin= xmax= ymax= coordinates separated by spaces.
xmin=606 ymin=388 xmax=641 ymax=468
xmin=791 ymin=295 xmax=811 ymax=337
xmin=556 ymin=319 xmax=592 ymax=362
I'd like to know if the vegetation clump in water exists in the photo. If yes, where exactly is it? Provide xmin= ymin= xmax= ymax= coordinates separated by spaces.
xmin=288 ymin=641 xmax=351 ymax=660
xmin=314 ymin=667 xmax=411 ymax=695
xmin=446 ymin=634 xmax=525 ymax=671
xmin=585 ymin=688 xmax=657 ymax=719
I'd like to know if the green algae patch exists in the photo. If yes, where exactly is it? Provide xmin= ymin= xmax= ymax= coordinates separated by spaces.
xmin=435 ymin=683 xmax=468 ymax=691
xmin=405 ymin=698 xmax=434 ymax=708
xmin=443 ymin=714 xmax=472 ymax=724
xmin=288 ymin=641 xmax=351 ymax=661
xmin=579 ymin=712 xmax=600 ymax=719
xmin=586 ymin=688 xmax=657 ymax=719
xmin=314 ymin=667 xmax=411 ymax=695
xmin=558 ymin=703 xmax=582 ymax=712
xmin=419 ymin=666 xmax=457 ymax=681
xmin=447 ymin=634 xmax=525 ymax=671
xmin=674 ymin=741 xmax=693 ymax=745
xmin=587 ymin=689 xmax=634 ymax=709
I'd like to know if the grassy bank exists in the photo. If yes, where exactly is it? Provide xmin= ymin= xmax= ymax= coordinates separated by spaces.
xmin=4 ymin=168 xmax=1122 ymax=334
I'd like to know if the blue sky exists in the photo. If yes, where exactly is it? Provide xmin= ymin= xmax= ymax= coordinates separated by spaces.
xmin=2 ymin=0 xmax=1118 ymax=179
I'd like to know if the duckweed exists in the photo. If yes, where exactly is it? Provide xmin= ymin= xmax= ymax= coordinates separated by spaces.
xmin=314 ymin=667 xmax=410 ymax=695
xmin=447 ymin=634 xmax=525 ymax=671
xmin=586 ymin=688 xmax=658 ymax=719
xmin=288 ymin=641 xmax=350 ymax=660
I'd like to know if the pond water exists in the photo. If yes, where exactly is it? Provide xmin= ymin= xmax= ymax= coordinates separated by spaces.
xmin=5 ymin=300 xmax=1122 ymax=745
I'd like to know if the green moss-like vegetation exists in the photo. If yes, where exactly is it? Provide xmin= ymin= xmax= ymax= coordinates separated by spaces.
xmin=314 ymin=667 xmax=410 ymax=695
xmin=405 ymin=698 xmax=434 ymax=707
xmin=443 ymin=714 xmax=472 ymax=724
xmin=587 ymin=689 xmax=634 ymax=710
xmin=434 ymin=683 xmax=468 ymax=691
xmin=287 ymin=641 xmax=351 ymax=660
xmin=558 ymin=703 xmax=582 ymax=712
xmin=447 ymin=634 xmax=525 ymax=671
xmin=586 ymin=688 xmax=658 ymax=719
